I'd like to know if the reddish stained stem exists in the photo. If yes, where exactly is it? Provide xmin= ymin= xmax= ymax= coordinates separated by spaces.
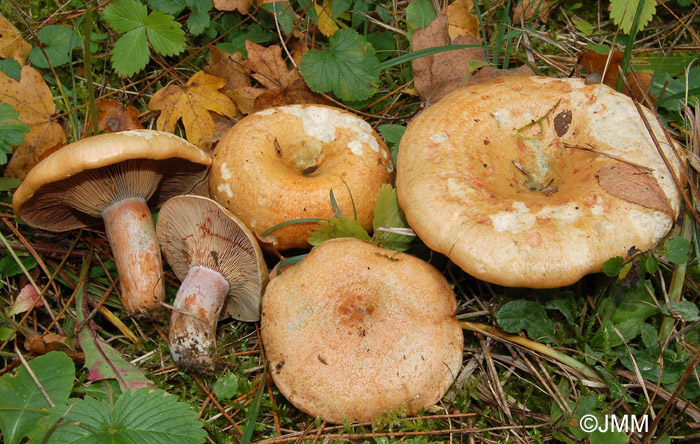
xmin=169 ymin=265 xmax=229 ymax=371
xmin=102 ymin=197 xmax=164 ymax=318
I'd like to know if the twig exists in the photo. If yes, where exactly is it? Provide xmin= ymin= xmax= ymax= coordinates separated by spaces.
xmin=563 ymin=143 xmax=654 ymax=171
xmin=191 ymin=374 xmax=244 ymax=437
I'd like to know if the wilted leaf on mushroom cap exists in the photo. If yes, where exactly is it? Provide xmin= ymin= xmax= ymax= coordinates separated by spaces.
xmin=0 ymin=14 xmax=31 ymax=64
xmin=596 ymin=163 xmax=674 ymax=217
xmin=1 ymin=66 xmax=67 ymax=179
xmin=148 ymin=71 xmax=238 ymax=147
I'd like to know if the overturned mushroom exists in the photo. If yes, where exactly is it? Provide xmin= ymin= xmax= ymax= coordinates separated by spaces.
xmin=12 ymin=130 xmax=210 ymax=318
xmin=261 ymin=238 xmax=463 ymax=423
xmin=396 ymin=76 xmax=683 ymax=288
xmin=157 ymin=195 xmax=268 ymax=371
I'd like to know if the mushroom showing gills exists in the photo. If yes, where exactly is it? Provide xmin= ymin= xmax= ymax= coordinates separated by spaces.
xmin=261 ymin=238 xmax=463 ymax=423
xmin=12 ymin=130 xmax=211 ymax=318
xmin=209 ymin=104 xmax=394 ymax=250
xmin=157 ymin=195 xmax=268 ymax=372
xmin=396 ymin=76 xmax=684 ymax=288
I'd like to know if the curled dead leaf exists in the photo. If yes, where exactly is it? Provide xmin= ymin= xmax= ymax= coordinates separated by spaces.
xmin=578 ymin=49 xmax=653 ymax=103
xmin=596 ymin=163 xmax=673 ymax=217
xmin=213 ymin=0 xmax=254 ymax=14
xmin=446 ymin=0 xmax=480 ymax=41
xmin=97 ymin=99 xmax=144 ymax=133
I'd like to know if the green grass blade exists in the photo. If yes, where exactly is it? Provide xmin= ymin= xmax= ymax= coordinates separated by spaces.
xmin=240 ymin=362 xmax=268 ymax=444
xmin=378 ymin=44 xmax=493 ymax=70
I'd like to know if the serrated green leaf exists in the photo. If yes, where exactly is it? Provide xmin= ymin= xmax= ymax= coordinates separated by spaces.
xmin=0 ymin=351 xmax=75 ymax=444
xmin=111 ymin=27 xmax=149 ymax=77
xmin=665 ymin=301 xmax=700 ymax=322
xmin=609 ymin=0 xmax=656 ymax=34
xmin=602 ymin=256 xmax=624 ymax=277
xmin=0 ymin=58 xmax=22 ymax=79
xmin=664 ymin=236 xmax=691 ymax=264
xmin=148 ymin=0 xmax=187 ymax=15
xmin=145 ymin=10 xmax=186 ymax=56
xmin=28 ymin=25 xmax=82 ymax=68
xmin=371 ymin=185 xmax=413 ymax=252
xmin=300 ymin=29 xmax=380 ymax=102
xmin=47 ymin=388 xmax=207 ymax=444
xmin=406 ymin=0 xmax=435 ymax=39
xmin=496 ymin=300 xmax=556 ymax=343
xmin=185 ymin=0 xmax=212 ymax=35
xmin=103 ymin=0 xmax=148 ymax=33
xmin=213 ymin=372 xmax=239 ymax=400
xmin=308 ymin=216 xmax=371 ymax=246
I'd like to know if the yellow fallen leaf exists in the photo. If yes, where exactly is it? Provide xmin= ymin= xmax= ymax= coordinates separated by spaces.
xmin=0 ymin=14 xmax=31 ymax=64
xmin=1 ymin=66 xmax=67 ymax=179
xmin=446 ymin=0 xmax=480 ymax=41
xmin=315 ymin=2 xmax=338 ymax=37
xmin=213 ymin=0 xmax=254 ymax=14
xmin=148 ymin=71 xmax=238 ymax=147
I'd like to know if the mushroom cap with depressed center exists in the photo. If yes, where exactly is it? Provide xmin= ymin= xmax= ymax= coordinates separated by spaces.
xmin=396 ymin=76 xmax=683 ymax=288
xmin=209 ymin=105 xmax=394 ymax=251
xmin=157 ymin=195 xmax=268 ymax=321
xmin=13 ymin=129 xmax=211 ymax=230
xmin=261 ymin=238 xmax=463 ymax=424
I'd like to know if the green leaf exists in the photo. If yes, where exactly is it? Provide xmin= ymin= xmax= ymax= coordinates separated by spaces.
xmin=663 ymin=236 xmax=691 ymax=264
xmin=639 ymin=322 xmax=658 ymax=348
xmin=0 ymin=58 xmax=22 ymax=79
xmin=609 ymin=0 xmax=656 ymax=34
xmin=591 ymin=318 xmax=642 ymax=350
xmin=213 ymin=372 xmax=239 ymax=400
xmin=371 ymin=184 xmax=413 ymax=252
xmin=496 ymin=300 xmax=556 ymax=344
xmin=103 ymin=0 xmax=148 ymax=34
xmin=406 ymin=0 xmax=435 ymax=39
xmin=308 ymin=216 xmax=371 ymax=246
xmin=0 ymin=103 xmax=30 ymax=165
xmin=643 ymin=255 xmax=658 ymax=274
xmin=185 ymin=0 xmax=212 ymax=35
xmin=331 ymin=0 xmax=352 ymax=18
xmin=596 ymin=366 xmax=635 ymax=403
xmin=366 ymin=32 xmax=396 ymax=62
xmin=218 ymin=24 xmax=277 ymax=57
xmin=148 ymin=0 xmax=187 ymax=15
xmin=145 ymin=10 xmax=186 ymax=56
xmin=590 ymin=430 xmax=629 ymax=444
xmin=0 ymin=253 xmax=37 ymax=279
xmin=664 ymin=301 xmax=700 ymax=322
xmin=28 ymin=25 xmax=82 ymax=68
xmin=602 ymin=256 xmax=624 ymax=277
xmin=0 ymin=351 xmax=75 ymax=444
xmin=111 ymin=27 xmax=150 ymax=77
xmin=47 ymin=388 xmax=207 ymax=444
xmin=378 ymin=124 xmax=405 ymax=165
xmin=261 ymin=2 xmax=294 ymax=35
xmin=618 ymin=346 xmax=688 ymax=384
xmin=0 ymin=327 xmax=14 ymax=341
xmin=0 ymin=177 xmax=22 ymax=191
xmin=351 ymin=0 xmax=369 ymax=29
xmin=545 ymin=291 xmax=577 ymax=325
xmin=300 ymin=29 xmax=380 ymax=102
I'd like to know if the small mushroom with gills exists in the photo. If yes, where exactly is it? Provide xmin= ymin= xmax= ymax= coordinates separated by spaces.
xmin=12 ymin=130 xmax=211 ymax=318
xmin=157 ymin=195 xmax=268 ymax=371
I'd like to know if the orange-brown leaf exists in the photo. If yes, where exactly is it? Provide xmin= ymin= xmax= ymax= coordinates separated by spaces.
xmin=446 ymin=0 xmax=480 ymax=41
xmin=0 ymin=14 xmax=31 ymax=64
xmin=148 ymin=71 xmax=238 ymax=147
xmin=578 ymin=49 xmax=653 ymax=103
xmin=596 ymin=163 xmax=673 ymax=217
xmin=97 ymin=99 xmax=144 ymax=133
xmin=204 ymin=47 xmax=251 ymax=95
xmin=1 ymin=66 xmax=67 ymax=179
xmin=244 ymin=41 xmax=300 ymax=90
xmin=213 ymin=0 xmax=254 ymax=14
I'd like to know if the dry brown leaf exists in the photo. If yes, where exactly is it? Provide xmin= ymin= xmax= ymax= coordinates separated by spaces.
xmin=578 ymin=49 xmax=653 ymax=103
xmin=596 ymin=163 xmax=673 ymax=217
xmin=148 ymin=71 xmax=238 ymax=147
xmin=204 ymin=47 xmax=251 ymax=95
xmin=1 ymin=66 xmax=67 ymax=179
xmin=0 ymin=14 xmax=31 ymax=64
xmin=513 ymin=0 xmax=555 ymax=23
xmin=232 ymin=41 xmax=331 ymax=114
xmin=213 ymin=0 xmax=254 ymax=14
xmin=446 ymin=0 xmax=480 ymax=41
xmin=412 ymin=15 xmax=532 ymax=104
xmin=97 ymin=99 xmax=144 ymax=133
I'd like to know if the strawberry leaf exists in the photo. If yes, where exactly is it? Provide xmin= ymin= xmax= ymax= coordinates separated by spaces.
xmin=300 ymin=29 xmax=380 ymax=101
xmin=0 ymin=103 xmax=29 ymax=165
xmin=145 ymin=10 xmax=187 ymax=55
xmin=609 ymin=0 xmax=656 ymax=34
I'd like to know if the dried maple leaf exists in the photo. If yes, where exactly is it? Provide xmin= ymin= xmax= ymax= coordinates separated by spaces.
xmin=231 ymin=41 xmax=330 ymax=114
xmin=0 ymin=14 xmax=31 ymax=64
xmin=1 ymin=66 xmax=67 ymax=179
xmin=204 ymin=47 xmax=251 ymax=95
xmin=412 ymin=15 xmax=532 ymax=104
xmin=148 ymin=71 xmax=238 ymax=147
xmin=596 ymin=163 xmax=673 ymax=217
xmin=513 ymin=0 xmax=555 ymax=23
xmin=578 ymin=49 xmax=653 ymax=103
xmin=97 ymin=99 xmax=144 ymax=133
xmin=213 ymin=0 xmax=254 ymax=14
xmin=446 ymin=0 xmax=480 ymax=41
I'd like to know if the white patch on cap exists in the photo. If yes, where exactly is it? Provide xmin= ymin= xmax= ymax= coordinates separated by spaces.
xmin=220 ymin=162 xmax=232 ymax=180
xmin=257 ymin=109 xmax=276 ymax=116
xmin=590 ymin=196 xmax=606 ymax=215
xmin=447 ymin=177 xmax=476 ymax=200
xmin=490 ymin=201 xmax=583 ymax=233
xmin=280 ymin=105 xmax=380 ymax=153
xmin=430 ymin=133 xmax=449 ymax=143
xmin=386 ymin=159 xmax=394 ymax=173
xmin=348 ymin=140 xmax=363 ymax=155
xmin=217 ymin=182 xmax=233 ymax=198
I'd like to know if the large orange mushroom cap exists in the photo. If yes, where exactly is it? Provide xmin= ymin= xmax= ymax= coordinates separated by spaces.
xmin=397 ymin=76 xmax=683 ymax=288
xmin=209 ymin=105 xmax=394 ymax=250
xmin=261 ymin=238 xmax=463 ymax=423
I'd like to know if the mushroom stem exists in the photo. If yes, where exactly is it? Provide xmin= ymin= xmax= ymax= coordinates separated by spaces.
xmin=102 ymin=197 xmax=164 ymax=318
xmin=169 ymin=265 xmax=230 ymax=371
